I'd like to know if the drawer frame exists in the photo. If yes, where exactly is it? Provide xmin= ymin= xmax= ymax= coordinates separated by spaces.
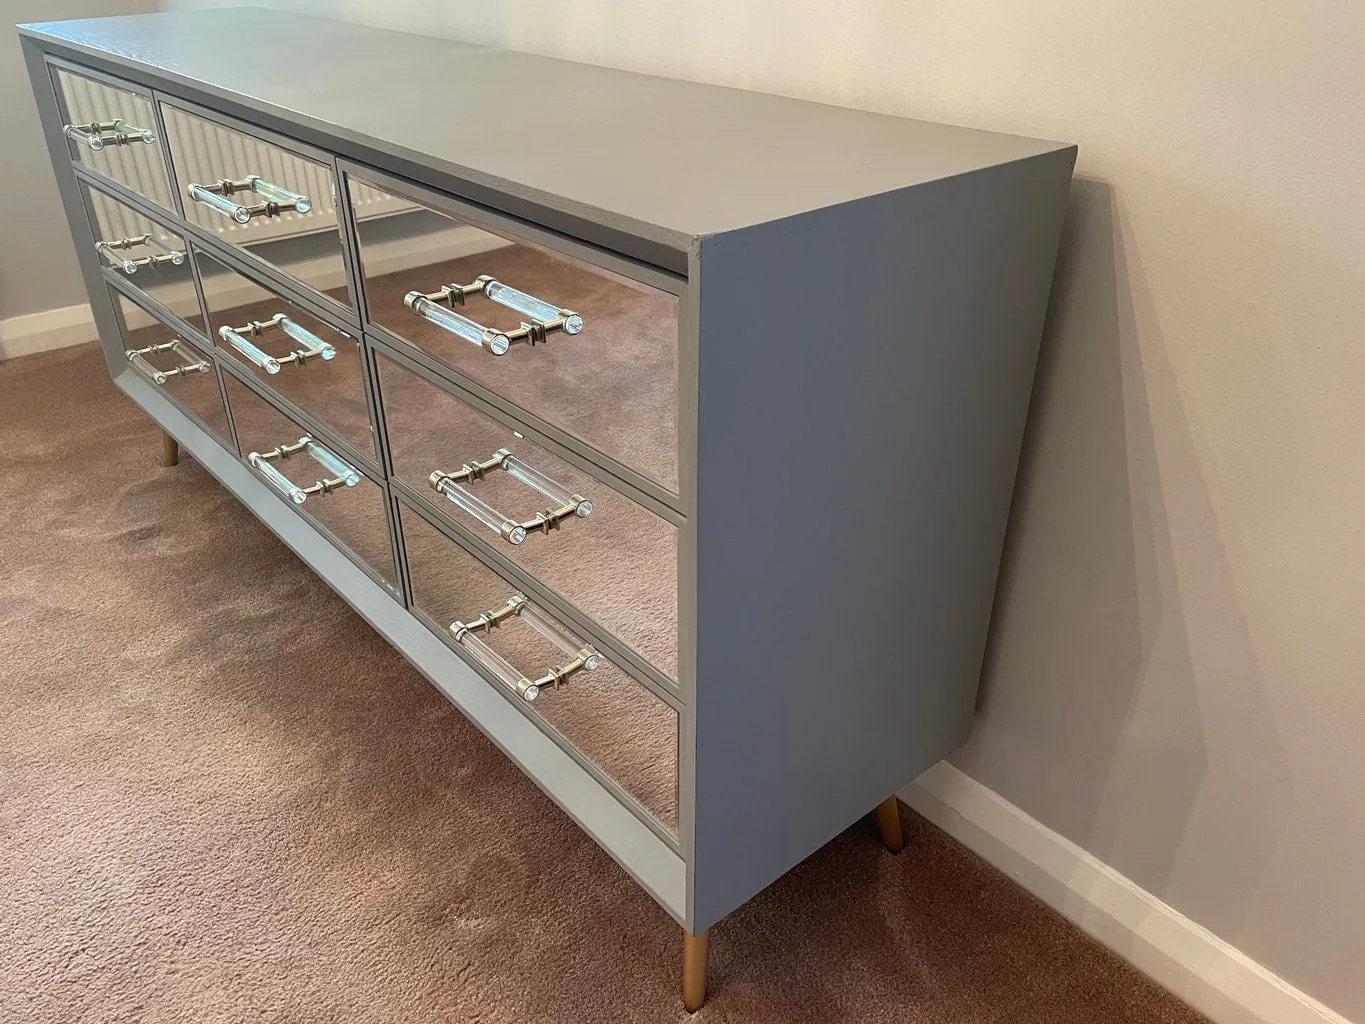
xmin=25 ymin=37 xmax=701 ymax=929
xmin=396 ymin=490 xmax=682 ymax=848
xmin=74 ymin=165 xmax=212 ymax=338
xmin=218 ymin=366 xmax=404 ymax=601
xmin=78 ymin=176 xmax=207 ymax=338
xmin=105 ymin=279 xmax=237 ymax=453
xmin=157 ymin=93 xmax=362 ymax=330
xmin=45 ymin=55 xmax=180 ymax=221
xmin=339 ymin=159 xmax=686 ymax=518
xmin=190 ymin=239 xmax=386 ymax=480
xmin=374 ymin=333 xmax=683 ymax=701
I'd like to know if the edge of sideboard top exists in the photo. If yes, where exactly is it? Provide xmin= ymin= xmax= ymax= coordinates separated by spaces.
xmin=19 ymin=7 xmax=1073 ymax=270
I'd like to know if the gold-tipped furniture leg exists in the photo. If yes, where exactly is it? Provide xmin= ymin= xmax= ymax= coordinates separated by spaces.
xmin=682 ymin=929 xmax=710 ymax=1012
xmin=875 ymin=796 xmax=905 ymax=854
xmin=160 ymin=429 xmax=179 ymax=468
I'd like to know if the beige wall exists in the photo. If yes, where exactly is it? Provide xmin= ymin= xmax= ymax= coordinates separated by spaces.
xmin=1 ymin=1 xmax=161 ymax=321
xmin=99 ymin=0 xmax=1365 ymax=1016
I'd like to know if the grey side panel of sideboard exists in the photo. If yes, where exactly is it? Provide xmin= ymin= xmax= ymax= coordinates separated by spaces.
xmin=688 ymin=149 xmax=1076 ymax=930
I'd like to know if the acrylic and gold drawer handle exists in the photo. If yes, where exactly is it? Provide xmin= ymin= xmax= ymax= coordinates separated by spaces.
xmin=404 ymin=275 xmax=583 ymax=356
xmin=95 ymin=234 xmax=186 ymax=275
xmin=429 ymin=448 xmax=592 ymax=546
xmin=219 ymin=314 xmax=336 ymax=374
xmin=248 ymin=435 xmax=360 ymax=505
xmin=125 ymin=340 xmax=211 ymax=386
xmin=63 ymin=118 xmax=156 ymax=151
xmin=186 ymin=175 xmax=312 ymax=224
xmin=451 ymin=593 xmax=601 ymax=702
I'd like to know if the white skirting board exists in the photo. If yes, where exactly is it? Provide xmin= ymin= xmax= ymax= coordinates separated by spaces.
xmin=0 ymin=302 xmax=98 ymax=360
xmin=902 ymin=762 xmax=1352 ymax=1024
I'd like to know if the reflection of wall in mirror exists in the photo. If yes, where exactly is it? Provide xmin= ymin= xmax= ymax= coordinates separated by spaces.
xmin=93 ymin=203 xmax=507 ymax=317
xmin=78 ymin=94 xmax=509 ymax=288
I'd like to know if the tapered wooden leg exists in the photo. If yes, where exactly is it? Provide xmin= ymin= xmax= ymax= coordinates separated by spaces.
xmin=160 ymin=429 xmax=179 ymax=468
xmin=875 ymin=796 xmax=905 ymax=854
xmin=682 ymin=928 xmax=710 ymax=1012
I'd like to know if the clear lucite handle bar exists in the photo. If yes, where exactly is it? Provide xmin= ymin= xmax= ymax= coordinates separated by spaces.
xmin=189 ymin=185 xmax=252 ymax=225
xmin=450 ymin=593 xmax=602 ymax=702
xmin=431 ymin=474 xmax=528 ymax=544
xmin=98 ymin=237 xmax=143 ymax=275
xmin=499 ymin=453 xmax=593 ymax=518
xmin=429 ymin=449 xmax=591 ymax=544
xmin=275 ymin=316 xmax=335 ymax=360
xmin=249 ymin=454 xmax=309 ymax=504
xmin=125 ymin=340 xmax=210 ymax=386
xmin=249 ymin=436 xmax=360 ymax=504
xmin=457 ymin=631 xmax=542 ymax=701
xmin=220 ymin=326 xmax=281 ymax=374
xmin=245 ymin=176 xmax=312 ymax=213
xmin=404 ymin=293 xmax=511 ymax=355
xmin=518 ymin=601 xmax=601 ymax=670
xmin=63 ymin=118 xmax=156 ymax=151
xmin=219 ymin=315 xmax=334 ymax=373
xmin=305 ymin=441 xmax=361 ymax=487
xmin=482 ymin=278 xmax=584 ymax=334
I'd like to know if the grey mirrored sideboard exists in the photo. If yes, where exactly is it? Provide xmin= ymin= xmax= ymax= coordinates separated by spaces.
xmin=19 ymin=8 xmax=1076 ymax=1010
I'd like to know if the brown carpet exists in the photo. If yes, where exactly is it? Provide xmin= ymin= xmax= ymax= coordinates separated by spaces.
xmin=0 ymin=342 xmax=1208 ymax=1023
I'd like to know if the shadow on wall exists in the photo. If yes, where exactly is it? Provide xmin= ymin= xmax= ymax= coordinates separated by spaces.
xmin=956 ymin=177 xmax=1291 ymax=943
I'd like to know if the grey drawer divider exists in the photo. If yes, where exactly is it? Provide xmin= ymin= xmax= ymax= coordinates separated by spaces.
xmin=332 ymin=150 xmax=412 ymax=609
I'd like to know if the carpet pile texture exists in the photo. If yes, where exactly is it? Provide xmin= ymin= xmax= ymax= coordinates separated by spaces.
xmin=0 ymin=343 xmax=1208 ymax=1022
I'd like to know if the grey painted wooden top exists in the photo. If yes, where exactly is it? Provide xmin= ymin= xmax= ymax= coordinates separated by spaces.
xmin=22 ymin=7 xmax=1071 ymax=255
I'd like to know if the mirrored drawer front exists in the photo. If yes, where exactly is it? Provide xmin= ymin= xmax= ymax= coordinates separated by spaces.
xmin=83 ymin=182 xmax=204 ymax=333
xmin=113 ymin=290 xmax=231 ymax=446
xmin=349 ymin=174 xmax=679 ymax=492
xmin=400 ymin=502 xmax=677 ymax=831
xmin=196 ymin=247 xmax=375 ymax=460
xmin=222 ymin=373 xmax=396 ymax=591
xmin=379 ymin=353 xmax=678 ymax=679
xmin=53 ymin=66 xmax=174 ymax=213
xmin=160 ymin=105 xmax=351 ymax=310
